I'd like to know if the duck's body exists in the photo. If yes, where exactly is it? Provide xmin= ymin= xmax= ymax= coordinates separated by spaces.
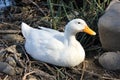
xmin=22 ymin=19 xmax=96 ymax=67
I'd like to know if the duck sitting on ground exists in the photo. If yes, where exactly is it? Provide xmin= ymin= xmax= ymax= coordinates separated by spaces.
xmin=21 ymin=19 xmax=96 ymax=67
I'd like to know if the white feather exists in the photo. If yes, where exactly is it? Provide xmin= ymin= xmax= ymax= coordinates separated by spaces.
xmin=21 ymin=19 xmax=95 ymax=67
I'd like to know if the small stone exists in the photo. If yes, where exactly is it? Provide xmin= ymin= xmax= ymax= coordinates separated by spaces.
xmin=6 ymin=56 xmax=16 ymax=67
xmin=99 ymin=52 xmax=120 ymax=70
xmin=0 ymin=62 xmax=16 ymax=75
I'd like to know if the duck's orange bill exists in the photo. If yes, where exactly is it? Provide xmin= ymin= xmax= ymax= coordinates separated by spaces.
xmin=83 ymin=26 xmax=96 ymax=35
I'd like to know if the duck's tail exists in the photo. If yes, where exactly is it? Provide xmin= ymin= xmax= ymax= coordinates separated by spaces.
xmin=21 ymin=22 xmax=32 ymax=38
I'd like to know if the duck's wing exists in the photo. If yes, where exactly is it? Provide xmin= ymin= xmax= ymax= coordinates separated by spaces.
xmin=38 ymin=26 xmax=60 ymax=35
xmin=21 ymin=22 xmax=65 ymax=51
xmin=38 ymin=26 xmax=64 ymax=42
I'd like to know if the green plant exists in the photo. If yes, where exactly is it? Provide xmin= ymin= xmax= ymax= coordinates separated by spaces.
xmin=46 ymin=0 xmax=111 ymax=50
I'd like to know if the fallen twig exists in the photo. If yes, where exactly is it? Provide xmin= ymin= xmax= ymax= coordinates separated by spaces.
xmin=19 ymin=44 xmax=31 ymax=73
xmin=22 ymin=71 xmax=36 ymax=80
xmin=0 ymin=30 xmax=21 ymax=34
xmin=72 ymin=68 xmax=119 ymax=80
xmin=3 ymin=75 xmax=8 ymax=80
xmin=43 ymin=63 xmax=56 ymax=75
xmin=80 ymin=61 xmax=86 ymax=80
xmin=22 ymin=70 xmax=56 ymax=80
xmin=64 ymin=71 xmax=74 ymax=80
xmin=29 ymin=0 xmax=46 ymax=16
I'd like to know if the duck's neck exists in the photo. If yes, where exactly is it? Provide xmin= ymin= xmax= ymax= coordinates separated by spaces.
xmin=64 ymin=30 xmax=77 ymax=46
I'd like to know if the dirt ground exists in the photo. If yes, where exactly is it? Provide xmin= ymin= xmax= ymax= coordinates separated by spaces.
xmin=0 ymin=0 xmax=120 ymax=80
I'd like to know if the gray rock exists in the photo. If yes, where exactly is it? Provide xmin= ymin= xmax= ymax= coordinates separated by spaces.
xmin=0 ymin=62 xmax=16 ymax=75
xmin=99 ymin=52 xmax=120 ymax=70
xmin=98 ymin=0 xmax=120 ymax=51
xmin=6 ymin=56 xmax=16 ymax=67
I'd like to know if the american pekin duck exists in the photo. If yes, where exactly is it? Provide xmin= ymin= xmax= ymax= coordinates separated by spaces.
xmin=21 ymin=19 xmax=96 ymax=67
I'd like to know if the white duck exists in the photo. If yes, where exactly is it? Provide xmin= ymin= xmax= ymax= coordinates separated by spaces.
xmin=21 ymin=19 xmax=96 ymax=67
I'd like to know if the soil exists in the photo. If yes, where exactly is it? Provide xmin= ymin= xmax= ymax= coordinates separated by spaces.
xmin=0 ymin=0 xmax=120 ymax=80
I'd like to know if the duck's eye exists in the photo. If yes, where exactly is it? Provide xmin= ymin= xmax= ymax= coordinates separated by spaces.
xmin=78 ymin=22 xmax=81 ymax=24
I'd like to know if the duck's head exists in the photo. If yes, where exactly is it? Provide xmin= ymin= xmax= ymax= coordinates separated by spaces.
xmin=65 ymin=19 xmax=96 ymax=35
